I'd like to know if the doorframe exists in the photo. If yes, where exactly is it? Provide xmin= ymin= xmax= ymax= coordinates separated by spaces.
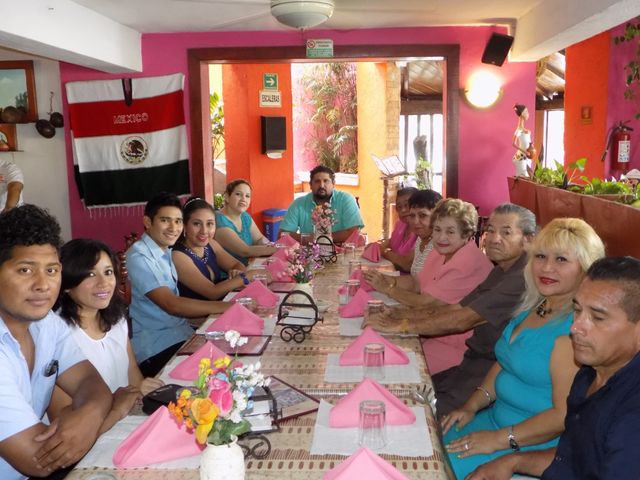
xmin=187 ymin=44 xmax=459 ymax=199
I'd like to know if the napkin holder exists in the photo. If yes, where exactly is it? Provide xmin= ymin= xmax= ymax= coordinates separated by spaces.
xmin=276 ymin=289 xmax=323 ymax=343
xmin=238 ymin=384 xmax=279 ymax=459
xmin=315 ymin=234 xmax=338 ymax=264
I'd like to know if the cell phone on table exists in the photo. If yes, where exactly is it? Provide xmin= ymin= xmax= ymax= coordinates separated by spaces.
xmin=141 ymin=384 xmax=184 ymax=415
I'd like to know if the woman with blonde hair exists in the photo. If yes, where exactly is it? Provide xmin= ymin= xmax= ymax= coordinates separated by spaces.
xmin=442 ymin=217 xmax=605 ymax=480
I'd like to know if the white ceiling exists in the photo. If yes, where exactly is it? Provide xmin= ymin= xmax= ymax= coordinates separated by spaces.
xmin=0 ymin=0 xmax=638 ymax=73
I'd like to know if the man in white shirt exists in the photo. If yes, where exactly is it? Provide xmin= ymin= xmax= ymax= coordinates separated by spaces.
xmin=0 ymin=159 xmax=24 ymax=213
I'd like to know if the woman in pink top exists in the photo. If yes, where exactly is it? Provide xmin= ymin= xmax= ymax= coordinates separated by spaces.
xmin=365 ymin=198 xmax=493 ymax=374
xmin=378 ymin=187 xmax=418 ymax=272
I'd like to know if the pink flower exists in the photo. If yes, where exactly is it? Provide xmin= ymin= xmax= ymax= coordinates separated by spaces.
xmin=208 ymin=378 xmax=233 ymax=415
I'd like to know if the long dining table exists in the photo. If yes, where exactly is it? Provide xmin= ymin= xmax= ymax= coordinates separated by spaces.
xmin=67 ymin=256 xmax=452 ymax=480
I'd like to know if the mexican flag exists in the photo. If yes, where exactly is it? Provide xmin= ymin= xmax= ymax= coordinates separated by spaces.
xmin=66 ymin=73 xmax=190 ymax=207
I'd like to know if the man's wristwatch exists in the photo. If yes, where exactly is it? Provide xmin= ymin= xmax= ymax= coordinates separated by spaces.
xmin=239 ymin=272 xmax=250 ymax=286
xmin=508 ymin=425 xmax=520 ymax=451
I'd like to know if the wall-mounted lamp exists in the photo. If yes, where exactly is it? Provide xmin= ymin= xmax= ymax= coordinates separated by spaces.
xmin=464 ymin=71 xmax=503 ymax=109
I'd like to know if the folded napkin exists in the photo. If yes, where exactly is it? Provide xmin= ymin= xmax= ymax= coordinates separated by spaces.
xmin=345 ymin=229 xmax=367 ymax=247
xmin=271 ymin=248 xmax=290 ymax=261
xmin=113 ymin=406 xmax=203 ymax=467
xmin=338 ymin=288 xmax=373 ymax=318
xmin=339 ymin=327 xmax=409 ymax=366
xmin=329 ymin=378 xmax=416 ymax=428
xmin=207 ymin=302 xmax=264 ymax=336
xmin=231 ymin=280 xmax=279 ymax=307
xmin=168 ymin=341 xmax=229 ymax=380
xmin=277 ymin=234 xmax=299 ymax=248
xmin=266 ymin=257 xmax=294 ymax=283
xmin=323 ymin=447 xmax=409 ymax=480
xmin=362 ymin=243 xmax=382 ymax=263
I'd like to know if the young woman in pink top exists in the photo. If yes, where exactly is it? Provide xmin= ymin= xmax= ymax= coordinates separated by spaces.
xmin=378 ymin=187 xmax=418 ymax=272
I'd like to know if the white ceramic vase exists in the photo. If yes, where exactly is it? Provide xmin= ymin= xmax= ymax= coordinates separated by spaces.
xmin=289 ymin=281 xmax=314 ymax=305
xmin=200 ymin=439 xmax=245 ymax=480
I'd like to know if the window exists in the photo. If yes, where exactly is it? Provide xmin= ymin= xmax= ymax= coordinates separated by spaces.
xmin=399 ymin=113 xmax=444 ymax=193
xmin=542 ymin=110 xmax=564 ymax=167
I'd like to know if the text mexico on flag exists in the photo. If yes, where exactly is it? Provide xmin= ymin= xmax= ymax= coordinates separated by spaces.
xmin=66 ymin=73 xmax=190 ymax=207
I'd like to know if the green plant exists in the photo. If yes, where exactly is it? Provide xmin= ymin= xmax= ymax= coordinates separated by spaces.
xmin=210 ymin=92 xmax=225 ymax=160
xmin=299 ymin=63 xmax=358 ymax=173
xmin=415 ymin=155 xmax=433 ymax=189
xmin=580 ymin=176 xmax=633 ymax=195
xmin=613 ymin=17 xmax=640 ymax=119
xmin=213 ymin=193 xmax=224 ymax=210
xmin=532 ymin=158 xmax=586 ymax=188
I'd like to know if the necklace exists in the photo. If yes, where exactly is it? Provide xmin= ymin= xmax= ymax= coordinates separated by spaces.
xmin=184 ymin=244 xmax=209 ymax=264
xmin=535 ymin=298 xmax=552 ymax=318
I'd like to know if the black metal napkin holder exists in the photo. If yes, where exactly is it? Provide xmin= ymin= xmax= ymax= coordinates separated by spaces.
xmin=315 ymin=234 xmax=338 ymax=264
xmin=276 ymin=289 xmax=323 ymax=343
xmin=238 ymin=384 xmax=279 ymax=459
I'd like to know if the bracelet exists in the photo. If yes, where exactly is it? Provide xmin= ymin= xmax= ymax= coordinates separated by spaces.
xmin=239 ymin=272 xmax=250 ymax=286
xmin=475 ymin=386 xmax=493 ymax=406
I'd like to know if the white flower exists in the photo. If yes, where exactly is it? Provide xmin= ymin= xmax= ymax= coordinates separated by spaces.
xmin=225 ymin=330 xmax=241 ymax=348
xmin=236 ymin=336 xmax=248 ymax=347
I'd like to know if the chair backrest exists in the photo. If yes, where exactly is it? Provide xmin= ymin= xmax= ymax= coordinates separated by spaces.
xmin=117 ymin=232 xmax=139 ymax=338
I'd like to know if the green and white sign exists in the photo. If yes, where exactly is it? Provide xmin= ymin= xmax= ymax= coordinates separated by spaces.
xmin=306 ymin=39 xmax=334 ymax=58
xmin=263 ymin=73 xmax=278 ymax=90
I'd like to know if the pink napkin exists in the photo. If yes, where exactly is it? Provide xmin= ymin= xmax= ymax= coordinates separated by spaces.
xmin=271 ymin=248 xmax=290 ymax=261
xmin=231 ymin=281 xmax=279 ymax=307
xmin=113 ymin=406 xmax=204 ymax=467
xmin=207 ymin=302 xmax=264 ymax=336
xmin=266 ymin=257 xmax=294 ymax=283
xmin=277 ymin=234 xmax=299 ymax=248
xmin=338 ymin=288 xmax=373 ymax=318
xmin=345 ymin=230 xmax=367 ymax=247
xmin=362 ymin=243 xmax=381 ymax=262
xmin=168 ymin=341 xmax=229 ymax=380
xmin=323 ymin=447 xmax=409 ymax=480
xmin=339 ymin=327 xmax=409 ymax=366
xmin=329 ymin=378 xmax=416 ymax=427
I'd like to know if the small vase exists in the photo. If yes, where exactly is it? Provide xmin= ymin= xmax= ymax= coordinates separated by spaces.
xmin=289 ymin=281 xmax=314 ymax=305
xmin=200 ymin=438 xmax=245 ymax=480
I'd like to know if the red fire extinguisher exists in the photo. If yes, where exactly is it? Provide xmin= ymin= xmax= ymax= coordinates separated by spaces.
xmin=603 ymin=121 xmax=633 ymax=173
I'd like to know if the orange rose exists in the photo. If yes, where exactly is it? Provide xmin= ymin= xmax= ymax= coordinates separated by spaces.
xmin=190 ymin=398 xmax=219 ymax=444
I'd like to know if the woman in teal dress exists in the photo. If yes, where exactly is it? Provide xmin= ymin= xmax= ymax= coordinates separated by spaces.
xmin=214 ymin=179 xmax=277 ymax=264
xmin=441 ymin=218 xmax=605 ymax=479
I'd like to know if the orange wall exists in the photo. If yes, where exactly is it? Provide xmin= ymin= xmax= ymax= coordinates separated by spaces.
xmin=564 ymin=32 xmax=609 ymax=179
xmin=222 ymin=64 xmax=294 ymax=229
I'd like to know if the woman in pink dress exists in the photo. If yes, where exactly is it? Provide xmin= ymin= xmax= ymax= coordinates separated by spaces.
xmin=378 ymin=187 xmax=418 ymax=272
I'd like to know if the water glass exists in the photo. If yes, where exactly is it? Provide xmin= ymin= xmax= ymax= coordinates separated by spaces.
xmin=235 ymin=296 xmax=255 ymax=312
xmin=365 ymin=299 xmax=385 ymax=322
xmin=363 ymin=343 xmax=385 ymax=380
xmin=300 ymin=233 xmax=314 ymax=246
xmin=348 ymin=260 xmax=362 ymax=277
xmin=346 ymin=279 xmax=360 ymax=299
xmin=252 ymin=273 xmax=268 ymax=287
xmin=343 ymin=242 xmax=356 ymax=263
xmin=358 ymin=400 xmax=387 ymax=450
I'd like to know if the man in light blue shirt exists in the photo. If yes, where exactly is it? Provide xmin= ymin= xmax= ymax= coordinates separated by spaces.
xmin=127 ymin=192 xmax=230 ymax=377
xmin=280 ymin=165 xmax=364 ymax=243
xmin=0 ymin=205 xmax=112 ymax=480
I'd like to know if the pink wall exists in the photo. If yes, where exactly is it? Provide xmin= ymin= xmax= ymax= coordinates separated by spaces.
xmin=606 ymin=23 xmax=640 ymax=175
xmin=60 ymin=26 xmax=535 ymax=249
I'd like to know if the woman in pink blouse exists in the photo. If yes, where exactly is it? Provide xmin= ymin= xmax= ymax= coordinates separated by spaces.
xmin=379 ymin=187 xmax=418 ymax=272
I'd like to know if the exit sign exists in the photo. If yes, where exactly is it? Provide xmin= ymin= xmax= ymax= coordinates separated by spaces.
xmin=263 ymin=73 xmax=278 ymax=90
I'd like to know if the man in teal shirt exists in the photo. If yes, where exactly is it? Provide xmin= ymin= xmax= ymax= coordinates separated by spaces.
xmin=280 ymin=165 xmax=364 ymax=243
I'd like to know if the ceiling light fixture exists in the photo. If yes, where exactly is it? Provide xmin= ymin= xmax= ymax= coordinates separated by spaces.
xmin=271 ymin=0 xmax=335 ymax=29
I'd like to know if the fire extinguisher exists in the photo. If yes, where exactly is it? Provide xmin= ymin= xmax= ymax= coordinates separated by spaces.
xmin=603 ymin=121 xmax=633 ymax=173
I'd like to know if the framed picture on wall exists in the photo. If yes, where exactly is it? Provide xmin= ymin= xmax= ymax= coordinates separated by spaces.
xmin=0 ymin=60 xmax=38 ymax=123
xmin=0 ymin=123 xmax=17 ymax=151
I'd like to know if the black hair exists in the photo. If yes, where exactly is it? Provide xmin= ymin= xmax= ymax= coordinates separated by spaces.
xmin=310 ymin=165 xmax=336 ymax=183
xmin=56 ymin=238 xmax=127 ymax=332
xmin=396 ymin=187 xmax=419 ymax=200
xmin=514 ymin=104 xmax=527 ymax=117
xmin=408 ymin=189 xmax=443 ymax=210
xmin=144 ymin=191 xmax=182 ymax=220
xmin=225 ymin=179 xmax=252 ymax=196
xmin=0 ymin=204 xmax=62 ymax=267
xmin=585 ymin=256 xmax=640 ymax=323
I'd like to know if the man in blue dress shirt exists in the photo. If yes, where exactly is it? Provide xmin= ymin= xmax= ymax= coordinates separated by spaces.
xmin=0 ymin=205 xmax=112 ymax=480
xmin=280 ymin=165 xmax=364 ymax=243
xmin=127 ymin=192 xmax=230 ymax=377
xmin=467 ymin=256 xmax=640 ymax=480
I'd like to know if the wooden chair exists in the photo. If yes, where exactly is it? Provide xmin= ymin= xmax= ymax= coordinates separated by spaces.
xmin=117 ymin=232 xmax=139 ymax=338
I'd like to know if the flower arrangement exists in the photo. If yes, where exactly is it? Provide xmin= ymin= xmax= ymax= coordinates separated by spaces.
xmin=284 ymin=244 xmax=322 ymax=284
xmin=311 ymin=202 xmax=335 ymax=234
xmin=168 ymin=331 xmax=269 ymax=445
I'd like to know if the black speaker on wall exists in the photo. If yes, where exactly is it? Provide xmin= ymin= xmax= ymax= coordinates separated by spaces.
xmin=261 ymin=116 xmax=286 ymax=154
xmin=481 ymin=33 xmax=514 ymax=66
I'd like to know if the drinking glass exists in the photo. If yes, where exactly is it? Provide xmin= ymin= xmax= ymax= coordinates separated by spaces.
xmin=348 ymin=260 xmax=362 ymax=277
xmin=346 ymin=279 xmax=360 ymax=300
xmin=235 ymin=296 xmax=255 ymax=312
xmin=358 ymin=400 xmax=387 ymax=450
xmin=364 ymin=299 xmax=385 ymax=322
xmin=300 ymin=233 xmax=314 ymax=246
xmin=363 ymin=343 xmax=385 ymax=380
xmin=343 ymin=242 xmax=356 ymax=264
xmin=252 ymin=273 xmax=268 ymax=287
